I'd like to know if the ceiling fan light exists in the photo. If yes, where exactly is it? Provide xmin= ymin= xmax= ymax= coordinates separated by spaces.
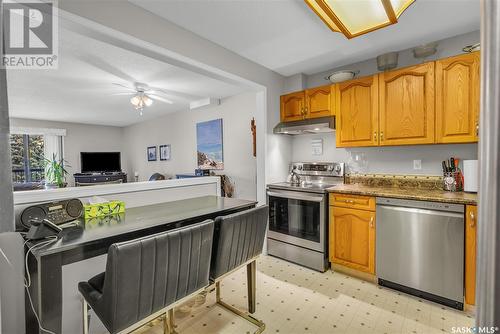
xmin=143 ymin=95 xmax=153 ymax=107
xmin=305 ymin=0 xmax=415 ymax=39
xmin=130 ymin=95 xmax=141 ymax=107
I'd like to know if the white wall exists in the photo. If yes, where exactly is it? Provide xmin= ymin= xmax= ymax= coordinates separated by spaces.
xmin=9 ymin=118 xmax=125 ymax=185
xmin=292 ymin=133 xmax=478 ymax=175
xmin=123 ymin=92 xmax=257 ymax=200
xmin=0 ymin=233 xmax=25 ymax=334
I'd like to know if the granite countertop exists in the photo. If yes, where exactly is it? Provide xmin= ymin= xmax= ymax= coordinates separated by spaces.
xmin=327 ymin=184 xmax=478 ymax=205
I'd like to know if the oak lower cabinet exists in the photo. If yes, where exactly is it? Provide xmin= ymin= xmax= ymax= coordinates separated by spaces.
xmin=436 ymin=52 xmax=480 ymax=143
xmin=379 ymin=62 xmax=435 ymax=146
xmin=335 ymin=75 xmax=379 ymax=147
xmin=329 ymin=194 xmax=376 ymax=274
xmin=280 ymin=91 xmax=305 ymax=122
xmin=465 ymin=205 xmax=477 ymax=305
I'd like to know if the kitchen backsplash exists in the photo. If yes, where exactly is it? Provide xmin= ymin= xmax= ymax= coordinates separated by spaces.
xmin=291 ymin=133 xmax=478 ymax=175
xmin=345 ymin=173 xmax=443 ymax=191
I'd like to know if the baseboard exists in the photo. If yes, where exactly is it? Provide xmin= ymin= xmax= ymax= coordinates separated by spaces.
xmin=330 ymin=262 xmax=377 ymax=283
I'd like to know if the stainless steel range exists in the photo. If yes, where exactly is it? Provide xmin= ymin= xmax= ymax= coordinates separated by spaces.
xmin=266 ymin=162 xmax=345 ymax=272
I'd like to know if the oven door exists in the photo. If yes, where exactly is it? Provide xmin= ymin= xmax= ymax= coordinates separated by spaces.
xmin=266 ymin=189 xmax=325 ymax=252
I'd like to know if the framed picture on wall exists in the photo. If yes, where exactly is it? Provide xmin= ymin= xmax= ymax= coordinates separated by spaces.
xmin=160 ymin=144 xmax=171 ymax=161
xmin=147 ymin=146 xmax=157 ymax=161
xmin=196 ymin=118 xmax=224 ymax=170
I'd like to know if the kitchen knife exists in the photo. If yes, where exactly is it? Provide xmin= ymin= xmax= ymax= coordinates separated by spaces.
xmin=450 ymin=157 xmax=455 ymax=172
xmin=442 ymin=160 xmax=448 ymax=173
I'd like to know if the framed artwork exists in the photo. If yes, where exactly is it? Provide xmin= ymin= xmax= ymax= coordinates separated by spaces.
xmin=147 ymin=146 xmax=157 ymax=161
xmin=160 ymin=144 xmax=171 ymax=161
xmin=196 ymin=118 xmax=224 ymax=170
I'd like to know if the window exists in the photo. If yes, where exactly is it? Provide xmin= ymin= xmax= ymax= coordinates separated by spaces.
xmin=10 ymin=134 xmax=45 ymax=183
xmin=9 ymin=127 xmax=66 ymax=185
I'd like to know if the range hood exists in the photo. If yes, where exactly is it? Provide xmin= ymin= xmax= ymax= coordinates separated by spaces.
xmin=273 ymin=116 xmax=335 ymax=135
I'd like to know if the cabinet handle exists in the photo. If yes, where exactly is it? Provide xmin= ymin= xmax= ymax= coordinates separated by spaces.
xmin=469 ymin=211 xmax=475 ymax=228
xmin=373 ymin=131 xmax=377 ymax=142
xmin=476 ymin=122 xmax=479 ymax=137
xmin=380 ymin=131 xmax=384 ymax=141
xmin=370 ymin=216 xmax=374 ymax=228
xmin=344 ymin=199 xmax=354 ymax=204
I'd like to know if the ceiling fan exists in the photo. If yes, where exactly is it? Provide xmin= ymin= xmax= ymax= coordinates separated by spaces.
xmin=112 ymin=82 xmax=174 ymax=115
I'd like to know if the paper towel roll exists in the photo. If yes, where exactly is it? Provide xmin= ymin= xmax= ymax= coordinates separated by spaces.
xmin=463 ymin=160 xmax=478 ymax=193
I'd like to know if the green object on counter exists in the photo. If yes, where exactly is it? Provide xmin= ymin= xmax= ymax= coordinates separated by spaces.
xmin=85 ymin=213 xmax=125 ymax=229
xmin=84 ymin=201 xmax=125 ymax=219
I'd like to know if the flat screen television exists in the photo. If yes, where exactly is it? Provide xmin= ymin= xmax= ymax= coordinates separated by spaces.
xmin=80 ymin=152 xmax=121 ymax=173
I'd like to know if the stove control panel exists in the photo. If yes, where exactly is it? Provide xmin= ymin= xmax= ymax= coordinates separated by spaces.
xmin=290 ymin=162 xmax=345 ymax=177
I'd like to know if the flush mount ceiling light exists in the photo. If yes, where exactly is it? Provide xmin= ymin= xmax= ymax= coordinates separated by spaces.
xmin=305 ymin=0 xmax=415 ymax=39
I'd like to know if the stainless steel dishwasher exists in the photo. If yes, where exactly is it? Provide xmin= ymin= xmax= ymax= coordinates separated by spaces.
xmin=376 ymin=197 xmax=464 ymax=310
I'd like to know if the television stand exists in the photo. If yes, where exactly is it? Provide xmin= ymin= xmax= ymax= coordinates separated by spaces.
xmin=74 ymin=172 xmax=127 ymax=186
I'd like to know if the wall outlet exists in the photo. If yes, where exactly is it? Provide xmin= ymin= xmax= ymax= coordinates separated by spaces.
xmin=413 ymin=159 xmax=422 ymax=170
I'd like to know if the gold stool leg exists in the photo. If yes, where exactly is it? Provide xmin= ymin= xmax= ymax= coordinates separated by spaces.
xmin=163 ymin=309 xmax=177 ymax=334
xmin=82 ymin=299 xmax=89 ymax=334
xmin=162 ymin=312 xmax=169 ymax=334
xmin=215 ymin=280 xmax=265 ymax=334
xmin=247 ymin=260 xmax=256 ymax=313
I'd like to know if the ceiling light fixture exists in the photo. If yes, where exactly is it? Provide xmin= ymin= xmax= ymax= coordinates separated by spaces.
xmin=130 ymin=92 xmax=154 ymax=115
xmin=305 ymin=0 xmax=415 ymax=39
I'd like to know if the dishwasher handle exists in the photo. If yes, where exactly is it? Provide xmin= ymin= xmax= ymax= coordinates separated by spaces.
xmin=377 ymin=205 xmax=465 ymax=219
xmin=376 ymin=197 xmax=464 ymax=213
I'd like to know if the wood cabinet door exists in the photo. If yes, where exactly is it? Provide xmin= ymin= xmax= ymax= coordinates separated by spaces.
xmin=436 ymin=52 xmax=480 ymax=143
xmin=335 ymin=75 xmax=379 ymax=147
xmin=330 ymin=206 xmax=376 ymax=274
xmin=465 ymin=205 xmax=477 ymax=305
xmin=280 ymin=91 xmax=305 ymax=122
xmin=305 ymin=85 xmax=334 ymax=118
xmin=379 ymin=62 xmax=435 ymax=145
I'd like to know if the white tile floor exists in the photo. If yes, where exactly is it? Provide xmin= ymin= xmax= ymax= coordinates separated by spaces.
xmin=138 ymin=255 xmax=475 ymax=334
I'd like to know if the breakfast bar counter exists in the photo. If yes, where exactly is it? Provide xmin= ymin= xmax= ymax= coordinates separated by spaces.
xmin=25 ymin=196 xmax=257 ymax=334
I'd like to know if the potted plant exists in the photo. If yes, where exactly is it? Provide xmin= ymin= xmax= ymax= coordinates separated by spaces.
xmin=44 ymin=153 xmax=70 ymax=189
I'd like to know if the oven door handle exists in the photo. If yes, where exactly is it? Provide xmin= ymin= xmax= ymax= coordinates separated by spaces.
xmin=266 ymin=190 xmax=324 ymax=202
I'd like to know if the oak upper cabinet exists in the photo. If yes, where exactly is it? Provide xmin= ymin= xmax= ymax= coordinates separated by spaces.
xmin=436 ymin=52 xmax=480 ymax=143
xmin=330 ymin=196 xmax=376 ymax=274
xmin=465 ymin=205 xmax=477 ymax=305
xmin=305 ymin=85 xmax=334 ymax=119
xmin=336 ymin=75 xmax=379 ymax=147
xmin=379 ymin=62 xmax=435 ymax=146
xmin=280 ymin=91 xmax=305 ymax=122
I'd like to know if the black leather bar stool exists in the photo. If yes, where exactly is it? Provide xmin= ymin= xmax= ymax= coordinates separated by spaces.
xmin=78 ymin=220 xmax=214 ymax=334
xmin=210 ymin=205 xmax=269 ymax=334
